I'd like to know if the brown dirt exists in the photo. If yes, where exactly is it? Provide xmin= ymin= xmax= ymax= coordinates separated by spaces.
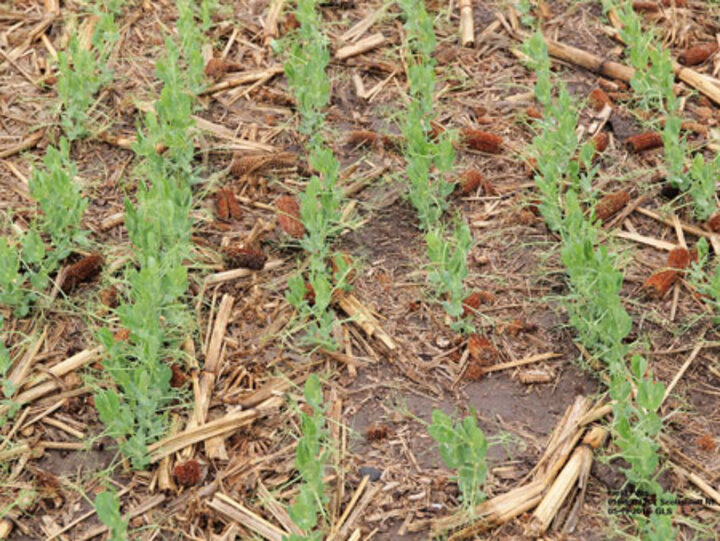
xmin=2 ymin=0 xmax=720 ymax=540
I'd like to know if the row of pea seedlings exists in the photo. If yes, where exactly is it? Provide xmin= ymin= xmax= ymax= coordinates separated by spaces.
xmin=610 ymin=0 xmax=720 ymax=323
xmin=0 ymin=140 xmax=91 ymax=420
xmin=399 ymin=0 xmax=488 ymax=515
xmin=276 ymin=0 xmax=345 ymax=538
xmin=610 ymin=0 xmax=718 ymax=221
xmin=523 ymin=32 xmax=676 ymax=540
xmin=94 ymin=1 xmax=211 ymax=470
xmin=281 ymin=0 xmax=349 ymax=351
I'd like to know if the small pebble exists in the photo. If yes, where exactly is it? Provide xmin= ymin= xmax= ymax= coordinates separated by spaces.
xmin=359 ymin=466 xmax=382 ymax=482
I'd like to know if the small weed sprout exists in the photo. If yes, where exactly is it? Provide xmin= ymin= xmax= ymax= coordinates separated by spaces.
xmin=286 ymin=375 xmax=329 ymax=541
xmin=428 ymin=409 xmax=487 ymax=511
xmin=95 ymin=490 xmax=128 ymax=541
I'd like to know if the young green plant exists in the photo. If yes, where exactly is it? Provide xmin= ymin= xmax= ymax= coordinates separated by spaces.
xmin=56 ymin=11 xmax=117 ymax=139
xmin=280 ymin=0 xmax=348 ymax=349
xmin=524 ymin=29 xmax=676 ymax=540
xmin=0 ymin=138 xmax=89 ymax=317
xmin=285 ymin=375 xmax=329 ymax=541
xmin=399 ymin=0 xmax=473 ymax=332
xmin=94 ymin=18 xmax=199 ymax=468
xmin=428 ymin=409 xmax=487 ymax=512
xmin=95 ymin=490 xmax=128 ymax=541
xmin=611 ymin=0 xmax=716 ymax=220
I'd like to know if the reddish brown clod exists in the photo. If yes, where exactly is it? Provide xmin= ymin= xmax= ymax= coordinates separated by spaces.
xmin=204 ymin=57 xmax=240 ymax=78
xmin=525 ymin=106 xmax=543 ymax=120
xmin=461 ymin=128 xmax=503 ymax=154
xmin=678 ymin=43 xmax=718 ymax=66
xmin=696 ymin=434 xmax=717 ymax=452
xmin=467 ymin=334 xmax=496 ymax=362
xmin=214 ymin=189 xmax=242 ymax=221
xmin=526 ymin=198 xmax=543 ymax=216
xmin=114 ymin=328 xmax=131 ymax=342
xmin=347 ymin=130 xmax=380 ymax=147
xmin=304 ymin=283 xmax=315 ymax=305
xmin=667 ymin=247 xmax=696 ymax=270
xmin=462 ymin=291 xmax=496 ymax=316
xmin=99 ymin=286 xmax=118 ymax=308
xmin=707 ymin=213 xmax=720 ymax=233
xmin=463 ymin=335 xmax=499 ymax=381
xmin=514 ymin=209 xmax=537 ymax=225
xmin=174 ymin=460 xmax=202 ymax=487
xmin=283 ymin=13 xmax=300 ymax=33
xmin=170 ymin=364 xmax=188 ymax=388
xmin=276 ymin=195 xmax=305 ymax=238
xmin=680 ymin=121 xmax=708 ymax=136
xmin=595 ymin=190 xmax=630 ymax=221
xmin=588 ymin=88 xmax=613 ymax=111
xmin=591 ymin=132 xmax=610 ymax=155
xmin=632 ymin=1 xmax=660 ymax=11
xmin=430 ymin=124 xmax=446 ymax=140
xmin=216 ymin=189 xmax=230 ymax=221
xmin=642 ymin=270 xmax=677 ymax=299
xmin=222 ymin=246 xmax=267 ymax=270
xmin=366 ymin=423 xmax=391 ymax=441
xmin=457 ymin=170 xmax=483 ymax=195
xmin=463 ymin=362 xmax=486 ymax=381
xmin=626 ymin=132 xmax=663 ymax=152
xmin=61 ymin=254 xmax=103 ymax=293
xmin=498 ymin=318 xmax=529 ymax=337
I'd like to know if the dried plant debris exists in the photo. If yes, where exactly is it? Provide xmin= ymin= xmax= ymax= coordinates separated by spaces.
xmin=2 ymin=1 xmax=720 ymax=540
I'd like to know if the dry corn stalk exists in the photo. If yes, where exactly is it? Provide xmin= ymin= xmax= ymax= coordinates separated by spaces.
xmin=526 ymin=426 xmax=608 ymax=536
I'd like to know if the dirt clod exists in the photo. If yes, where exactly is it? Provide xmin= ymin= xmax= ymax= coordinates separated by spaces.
xmin=174 ymin=460 xmax=202 ymax=487
xmin=678 ymin=43 xmax=718 ymax=66
xmin=626 ymin=132 xmax=663 ymax=152
xmin=588 ymin=87 xmax=613 ymax=111
xmin=461 ymin=128 xmax=503 ymax=154
xmin=61 ymin=254 xmax=104 ymax=293
xmin=276 ymin=195 xmax=305 ymax=238
xmin=366 ymin=423 xmax=391 ymax=441
xmin=595 ymin=190 xmax=630 ymax=221
xmin=223 ymin=246 xmax=267 ymax=270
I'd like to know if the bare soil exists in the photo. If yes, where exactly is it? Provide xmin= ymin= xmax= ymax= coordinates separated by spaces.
xmin=1 ymin=1 xmax=720 ymax=540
